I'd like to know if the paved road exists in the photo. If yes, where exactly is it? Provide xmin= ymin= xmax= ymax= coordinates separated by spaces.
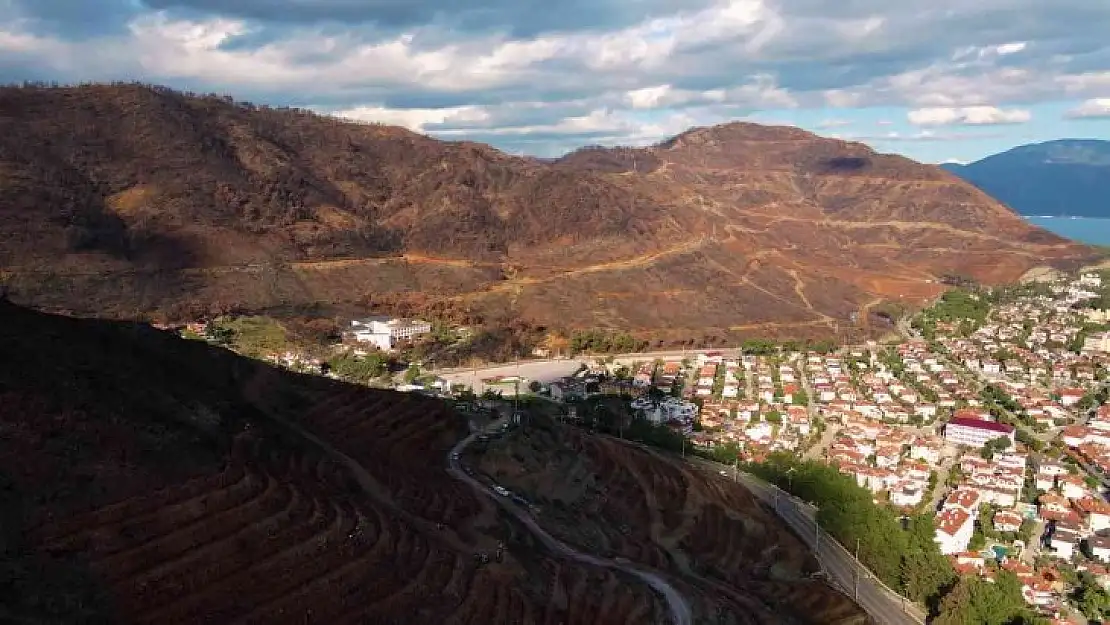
xmin=447 ymin=424 xmax=693 ymax=625
xmin=439 ymin=361 xmax=584 ymax=393
xmin=433 ymin=348 xmax=727 ymax=375
xmin=685 ymin=457 xmax=925 ymax=625
xmin=924 ymin=455 xmax=957 ymax=512
xmin=434 ymin=348 xmax=755 ymax=392
xmin=803 ymin=424 xmax=841 ymax=461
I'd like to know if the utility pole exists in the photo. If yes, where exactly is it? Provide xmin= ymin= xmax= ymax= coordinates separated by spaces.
xmin=814 ymin=513 xmax=820 ymax=550
xmin=854 ymin=538 xmax=861 ymax=602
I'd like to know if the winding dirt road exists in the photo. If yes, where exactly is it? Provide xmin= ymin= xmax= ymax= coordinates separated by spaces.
xmin=447 ymin=424 xmax=694 ymax=625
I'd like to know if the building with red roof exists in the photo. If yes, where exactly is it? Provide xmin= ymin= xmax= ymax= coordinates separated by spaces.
xmin=944 ymin=416 xmax=1015 ymax=448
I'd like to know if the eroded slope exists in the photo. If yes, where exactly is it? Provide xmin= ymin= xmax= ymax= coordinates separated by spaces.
xmin=0 ymin=85 xmax=1096 ymax=338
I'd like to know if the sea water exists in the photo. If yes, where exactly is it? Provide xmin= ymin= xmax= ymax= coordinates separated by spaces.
xmin=1024 ymin=216 xmax=1110 ymax=246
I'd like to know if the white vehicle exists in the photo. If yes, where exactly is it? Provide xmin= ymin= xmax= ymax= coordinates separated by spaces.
xmin=493 ymin=485 xmax=510 ymax=496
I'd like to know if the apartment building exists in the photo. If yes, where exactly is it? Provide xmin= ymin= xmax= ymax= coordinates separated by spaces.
xmin=944 ymin=416 xmax=1016 ymax=448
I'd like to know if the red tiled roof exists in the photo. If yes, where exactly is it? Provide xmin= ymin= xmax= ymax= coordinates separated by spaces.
xmin=947 ymin=417 xmax=1015 ymax=434
xmin=935 ymin=508 xmax=972 ymax=537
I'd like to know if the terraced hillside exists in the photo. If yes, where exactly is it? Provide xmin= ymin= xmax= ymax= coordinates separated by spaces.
xmin=478 ymin=417 xmax=867 ymax=625
xmin=1 ymin=301 xmax=862 ymax=624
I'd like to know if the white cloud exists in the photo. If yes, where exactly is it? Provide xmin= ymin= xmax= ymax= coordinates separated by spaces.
xmin=2 ymin=0 xmax=1110 ymax=155
xmin=1065 ymin=98 xmax=1110 ymax=119
xmin=907 ymin=106 xmax=1032 ymax=126
xmin=1057 ymin=72 xmax=1110 ymax=94
xmin=626 ymin=85 xmax=678 ymax=109
xmin=334 ymin=105 xmax=491 ymax=131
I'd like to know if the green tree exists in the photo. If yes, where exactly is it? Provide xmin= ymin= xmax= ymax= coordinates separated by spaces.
xmin=968 ymin=527 xmax=987 ymax=551
xmin=403 ymin=364 xmax=422 ymax=384
xmin=328 ymin=352 xmax=388 ymax=383
xmin=205 ymin=323 xmax=235 ymax=346
xmin=935 ymin=572 xmax=1043 ymax=625
xmin=900 ymin=514 xmax=956 ymax=603
xmin=740 ymin=338 xmax=777 ymax=355
xmin=980 ymin=436 xmax=1012 ymax=460
xmin=745 ymin=454 xmax=910 ymax=589
xmin=1075 ymin=571 xmax=1110 ymax=621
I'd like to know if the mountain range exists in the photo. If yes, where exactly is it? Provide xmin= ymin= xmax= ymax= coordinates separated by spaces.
xmin=0 ymin=84 xmax=1097 ymax=342
xmin=941 ymin=140 xmax=1110 ymax=218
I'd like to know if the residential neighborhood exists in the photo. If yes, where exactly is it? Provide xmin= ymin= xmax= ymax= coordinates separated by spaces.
xmin=170 ymin=269 xmax=1110 ymax=622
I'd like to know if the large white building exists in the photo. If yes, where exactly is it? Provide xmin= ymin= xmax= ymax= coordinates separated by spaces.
xmin=350 ymin=318 xmax=431 ymax=351
xmin=944 ymin=416 xmax=1015 ymax=448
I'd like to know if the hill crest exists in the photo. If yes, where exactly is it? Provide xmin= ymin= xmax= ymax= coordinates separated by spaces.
xmin=0 ymin=83 xmax=1097 ymax=340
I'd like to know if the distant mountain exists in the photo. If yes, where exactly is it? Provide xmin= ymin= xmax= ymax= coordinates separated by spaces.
xmin=941 ymin=140 xmax=1110 ymax=217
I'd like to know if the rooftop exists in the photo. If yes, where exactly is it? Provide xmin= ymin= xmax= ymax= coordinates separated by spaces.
xmin=947 ymin=417 xmax=1015 ymax=434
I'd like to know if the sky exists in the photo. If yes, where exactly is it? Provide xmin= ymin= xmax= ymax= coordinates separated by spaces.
xmin=1 ymin=0 xmax=1108 ymax=164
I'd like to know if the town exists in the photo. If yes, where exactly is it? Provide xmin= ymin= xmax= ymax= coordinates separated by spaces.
xmin=171 ymin=270 xmax=1110 ymax=623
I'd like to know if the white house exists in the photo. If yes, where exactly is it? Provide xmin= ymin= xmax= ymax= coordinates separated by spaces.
xmin=993 ymin=509 xmax=1023 ymax=534
xmin=909 ymin=440 xmax=941 ymax=464
xmin=890 ymin=482 xmax=926 ymax=507
xmin=935 ymin=508 xmax=974 ymax=555
xmin=1089 ymin=535 xmax=1110 ymax=563
xmin=1078 ymin=497 xmax=1110 ymax=533
xmin=1035 ymin=474 xmax=1058 ymax=492
xmin=1050 ymin=528 xmax=1079 ymax=560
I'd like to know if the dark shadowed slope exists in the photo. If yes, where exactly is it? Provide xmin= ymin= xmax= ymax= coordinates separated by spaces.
xmin=0 ymin=301 xmax=865 ymax=624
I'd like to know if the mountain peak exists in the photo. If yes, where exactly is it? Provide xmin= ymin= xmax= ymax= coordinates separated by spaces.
xmin=658 ymin=121 xmax=818 ymax=150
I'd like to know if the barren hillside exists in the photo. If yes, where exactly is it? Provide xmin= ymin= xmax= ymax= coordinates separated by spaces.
xmin=0 ymin=84 xmax=1095 ymax=338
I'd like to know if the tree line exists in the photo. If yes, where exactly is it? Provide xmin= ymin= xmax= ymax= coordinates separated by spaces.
xmin=743 ymin=453 xmax=1047 ymax=623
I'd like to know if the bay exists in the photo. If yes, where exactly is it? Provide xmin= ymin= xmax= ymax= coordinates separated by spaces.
xmin=1024 ymin=216 xmax=1110 ymax=246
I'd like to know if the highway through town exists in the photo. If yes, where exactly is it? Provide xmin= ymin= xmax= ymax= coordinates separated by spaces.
xmin=447 ymin=422 xmax=694 ymax=625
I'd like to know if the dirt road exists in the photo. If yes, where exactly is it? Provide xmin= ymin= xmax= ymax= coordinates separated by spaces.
xmin=447 ymin=424 xmax=694 ymax=625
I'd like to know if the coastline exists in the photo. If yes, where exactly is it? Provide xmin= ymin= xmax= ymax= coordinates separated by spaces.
xmin=1022 ymin=215 xmax=1110 ymax=246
